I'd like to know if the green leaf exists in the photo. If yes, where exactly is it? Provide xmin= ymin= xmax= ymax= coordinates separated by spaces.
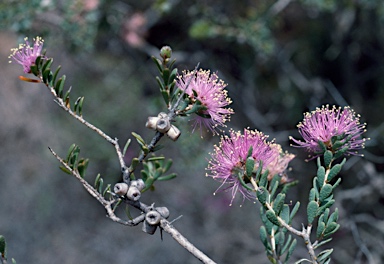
xmin=327 ymin=209 xmax=338 ymax=225
xmin=161 ymin=90 xmax=170 ymax=105
xmin=289 ymin=202 xmax=300 ymax=223
xmin=169 ymin=68 xmax=178 ymax=83
xmin=77 ymin=96 xmax=84 ymax=116
xmin=162 ymin=68 xmax=170 ymax=84
xmin=52 ymin=65 xmax=61 ymax=85
xmin=317 ymin=249 xmax=333 ymax=262
xmin=245 ymin=157 xmax=255 ymax=178
xmin=319 ymin=184 xmax=333 ymax=202
xmin=152 ymin=144 xmax=164 ymax=152
xmin=317 ymin=166 xmax=326 ymax=187
xmin=333 ymin=147 xmax=349 ymax=159
xmin=151 ymin=56 xmax=163 ymax=73
xmin=98 ymin=178 xmax=104 ymax=193
xmin=148 ymin=156 xmax=165 ymax=162
xmin=259 ymin=170 xmax=269 ymax=188
xmin=316 ymin=221 xmax=326 ymax=238
xmin=66 ymin=143 xmax=77 ymax=162
xmin=272 ymin=193 xmax=285 ymax=215
xmin=54 ymin=75 xmax=66 ymax=98
xmin=259 ymin=226 xmax=269 ymax=250
xmin=266 ymin=210 xmax=280 ymax=226
xmin=156 ymin=76 xmax=165 ymax=90
xmin=309 ymin=187 xmax=316 ymax=201
xmin=307 ymin=201 xmax=319 ymax=224
xmin=280 ymin=205 xmax=290 ymax=223
xmin=327 ymin=164 xmax=341 ymax=182
xmin=0 ymin=235 xmax=6 ymax=258
xmin=77 ymin=158 xmax=89 ymax=178
xmin=42 ymin=69 xmax=53 ymax=86
xmin=323 ymin=150 xmax=333 ymax=168
xmin=59 ymin=166 xmax=72 ymax=174
xmin=123 ymin=138 xmax=131 ymax=157
xmin=323 ymin=222 xmax=340 ymax=237
xmin=103 ymin=184 xmax=111 ymax=196
xmin=131 ymin=132 xmax=146 ymax=147
xmin=94 ymin=173 xmax=101 ymax=188
xmin=281 ymin=234 xmax=292 ymax=255
xmin=41 ymin=58 xmax=53 ymax=73
xmin=285 ymin=239 xmax=297 ymax=263
xmin=163 ymin=159 xmax=173 ymax=173
xmin=318 ymin=140 xmax=327 ymax=152
xmin=256 ymin=187 xmax=268 ymax=205
xmin=269 ymin=175 xmax=279 ymax=197
xmin=317 ymin=200 xmax=335 ymax=216
xmin=157 ymin=173 xmax=177 ymax=181
xmin=313 ymin=238 xmax=333 ymax=250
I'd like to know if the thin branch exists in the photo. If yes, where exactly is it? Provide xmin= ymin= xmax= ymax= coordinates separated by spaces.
xmin=160 ymin=219 xmax=216 ymax=264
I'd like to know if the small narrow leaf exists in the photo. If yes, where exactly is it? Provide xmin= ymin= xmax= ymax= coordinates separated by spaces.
xmin=52 ymin=65 xmax=61 ymax=85
xmin=316 ymin=222 xmax=326 ymax=238
xmin=285 ymin=239 xmax=297 ymax=263
xmin=151 ymin=56 xmax=163 ymax=73
xmin=259 ymin=226 xmax=269 ymax=250
xmin=245 ymin=157 xmax=255 ymax=178
xmin=157 ymin=173 xmax=177 ymax=181
xmin=266 ymin=210 xmax=280 ymax=226
xmin=256 ymin=186 xmax=268 ymax=205
xmin=323 ymin=222 xmax=340 ymax=237
xmin=290 ymin=202 xmax=300 ymax=223
xmin=123 ymin=138 xmax=131 ymax=157
xmin=327 ymin=164 xmax=342 ymax=182
xmin=313 ymin=238 xmax=333 ymax=249
xmin=272 ymin=193 xmax=285 ymax=215
xmin=78 ymin=96 xmax=84 ymax=116
xmin=323 ymin=150 xmax=333 ymax=168
xmin=148 ymin=156 xmax=165 ymax=161
xmin=307 ymin=201 xmax=319 ymax=224
xmin=0 ymin=235 xmax=6 ymax=258
xmin=131 ymin=132 xmax=146 ymax=146
xmin=317 ymin=249 xmax=333 ymax=262
xmin=317 ymin=166 xmax=326 ymax=186
xmin=319 ymin=184 xmax=333 ymax=202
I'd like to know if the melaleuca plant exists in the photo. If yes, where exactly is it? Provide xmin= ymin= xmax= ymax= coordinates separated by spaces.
xmin=8 ymin=37 xmax=368 ymax=264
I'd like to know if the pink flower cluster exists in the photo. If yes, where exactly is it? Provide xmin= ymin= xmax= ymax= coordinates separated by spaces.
xmin=290 ymin=105 xmax=367 ymax=159
xmin=206 ymin=129 xmax=294 ymax=205
xmin=9 ymin=37 xmax=44 ymax=74
xmin=177 ymin=69 xmax=234 ymax=135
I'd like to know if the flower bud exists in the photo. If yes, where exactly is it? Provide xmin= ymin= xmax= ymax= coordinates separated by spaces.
xmin=160 ymin=46 xmax=172 ymax=60
xmin=126 ymin=186 xmax=141 ymax=201
xmin=130 ymin=179 xmax=145 ymax=191
xmin=155 ymin=207 xmax=170 ymax=218
xmin=114 ymin=183 xmax=129 ymax=196
xmin=145 ymin=210 xmax=161 ymax=225
xmin=166 ymin=125 xmax=181 ymax=141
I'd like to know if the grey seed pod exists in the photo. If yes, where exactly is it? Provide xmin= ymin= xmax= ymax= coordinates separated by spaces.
xmin=142 ymin=219 xmax=157 ymax=235
xmin=166 ymin=125 xmax=181 ymax=141
xmin=126 ymin=186 xmax=141 ymax=201
xmin=155 ymin=207 xmax=170 ymax=218
xmin=114 ymin=183 xmax=129 ymax=196
xmin=146 ymin=116 xmax=159 ymax=130
xmin=130 ymin=179 xmax=145 ymax=191
xmin=145 ymin=210 xmax=161 ymax=225
xmin=156 ymin=117 xmax=171 ymax=133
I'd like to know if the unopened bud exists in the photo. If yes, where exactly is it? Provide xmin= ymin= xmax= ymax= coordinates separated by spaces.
xmin=160 ymin=46 xmax=172 ymax=60
xmin=114 ymin=183 xmax=129 ymax=196
xmin=127 ymin=186 xmax=141 ymax=201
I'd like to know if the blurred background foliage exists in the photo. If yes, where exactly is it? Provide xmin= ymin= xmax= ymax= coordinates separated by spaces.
xmin=1 ymin=0 xmax=384 ymax=263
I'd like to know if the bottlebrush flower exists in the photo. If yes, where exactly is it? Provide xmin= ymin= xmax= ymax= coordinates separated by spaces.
xmin=177 ymin=69 xmax=234 ymax=135
xmin=9 ymin=37 xmax=44 ymax=74
xmin=290 ymin=105 xmax=367 ymax=159
xmin=206 ymin=129 xmax=294 ymax=205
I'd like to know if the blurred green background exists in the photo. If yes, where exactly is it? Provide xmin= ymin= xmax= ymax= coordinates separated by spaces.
xmin=1 ymin=0 xmax=384 ymax=263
